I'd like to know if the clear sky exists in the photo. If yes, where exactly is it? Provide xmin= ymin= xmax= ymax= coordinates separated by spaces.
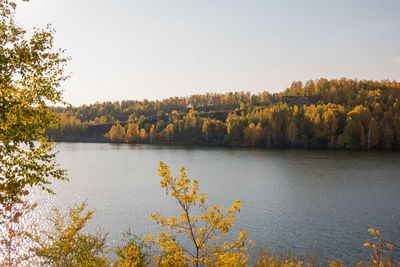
xmin=15 ymin=0 xmax=400 ymax=106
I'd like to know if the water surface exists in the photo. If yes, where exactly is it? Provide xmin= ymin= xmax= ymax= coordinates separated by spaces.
xmin=32 ymin=143 xmax=400 ymax=263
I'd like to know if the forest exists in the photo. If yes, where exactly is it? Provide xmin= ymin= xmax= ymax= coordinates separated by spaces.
xmin=49 ymin=78 xmax=400 ymax=150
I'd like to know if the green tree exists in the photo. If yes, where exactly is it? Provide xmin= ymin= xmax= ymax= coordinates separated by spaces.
xmin=155 ymin=120 xmax=165 ymax=133
xmin=137 ymin=115 xmax=146 ymax=129
xmin=144 ymin=122 xmax=151 ymax=133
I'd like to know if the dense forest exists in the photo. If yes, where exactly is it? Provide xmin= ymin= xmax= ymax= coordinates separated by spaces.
xmin=48 ymin=78 xmax=400 ymax=149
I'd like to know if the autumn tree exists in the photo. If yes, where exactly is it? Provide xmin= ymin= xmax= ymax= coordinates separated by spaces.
xmin=392 ymin=113 xmax=400 ymax=146
xmin=348 ymin=105 xmax=371 ymax=131
xmin=109 ymin=122 xmax=126 ymax=143
xmin=184 ymin=110 xmax=198 ymax=131
xmin=381 ymin=111 xmax=394 ymax=149
xmin=145 ymin=162 xmax=252 ymax=266
xmin=163 ymin=123 xmax=174 ymax=143
xmin=127 ymin=114 xmax=136 ymax=123
xmin=226 ymin=113 xmax=247 ymax=144
xmin=320 ymin=105 xmax=342 ymax=148
xmin=368 ymin=117 xmax=380 ymax=149
xmin=360 ymin=124 xmax=367 ymax=147
xmin=149 ymin=124 xmax=156 ymax=144
xmin=114 ymin=231 xmax=152 ymax=266
xmin=253 ymin=122 xmax=266 ymax=147
xmin=202 ymin=119 xmax=211 ymax=143
xmin=125 ymin=123 xmax=139 ymax=143
xmin=341 ymin=119 xmax=362 ymax=148
xmin=0 ymin=0 xmax=68 ymax=264
xmin=139 ymin=128 xmax=148 ymax=143
xmin=286 ymin=121 xmax=298 ymax=147
xmin=244 ymin=123 xmax=256 ymax=146
xmin=269 ymin=103 xmax=290 ymax=141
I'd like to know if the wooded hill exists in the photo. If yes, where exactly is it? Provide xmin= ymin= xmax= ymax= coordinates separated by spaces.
xmin=48 ymin=78 xmax=400 ymax=149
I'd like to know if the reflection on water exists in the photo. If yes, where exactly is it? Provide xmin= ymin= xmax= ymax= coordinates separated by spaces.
xmin=29 ymin=143 xmax=400 ymax=263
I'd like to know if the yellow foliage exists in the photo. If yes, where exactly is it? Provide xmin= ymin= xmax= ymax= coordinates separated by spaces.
xmin=255 ymin=248 xmax=304 ymax=267
xmin=114 ymin=231 xmax=153 ymax=267
xmin=363 ymin=228 xmax=394 ymax=267
xmin=146 ymin=161 xmax=252 ymax=266
xmin=34 ymin=202 xmax=108 ymax=266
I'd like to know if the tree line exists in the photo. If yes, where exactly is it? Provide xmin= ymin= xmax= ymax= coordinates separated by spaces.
xmin=49 ymin=79 xmax=400 ymax=149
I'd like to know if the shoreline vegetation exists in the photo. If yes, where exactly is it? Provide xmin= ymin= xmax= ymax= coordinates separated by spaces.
xmin=48 ymin=79 xmax=400 ymax=150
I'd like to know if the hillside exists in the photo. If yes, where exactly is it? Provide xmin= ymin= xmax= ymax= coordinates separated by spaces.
xmin=48 ymin=78 xmax=400 ymax=149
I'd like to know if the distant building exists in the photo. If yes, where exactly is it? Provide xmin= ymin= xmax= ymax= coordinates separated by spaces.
xmin=281 ymin=96 xmax=313 ymax=107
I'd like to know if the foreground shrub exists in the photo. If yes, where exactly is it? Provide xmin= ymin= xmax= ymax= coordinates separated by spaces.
xmin=34 ymin=202 xmax=108 ymax=266
xmin=363 ymin=228 xmax=396 ymax=267
xmin=256 ymin=248 xmax=321 ymax=267
xmin=115 ymin=231 xmax=153 ymax=267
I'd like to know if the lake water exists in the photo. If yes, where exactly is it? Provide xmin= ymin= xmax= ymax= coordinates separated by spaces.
xmin=31 ymin=142 xmax=400 ymax=264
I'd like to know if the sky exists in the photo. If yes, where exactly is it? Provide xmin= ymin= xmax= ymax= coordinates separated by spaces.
xmin=15 ymin=0 xmax=400 ymax=106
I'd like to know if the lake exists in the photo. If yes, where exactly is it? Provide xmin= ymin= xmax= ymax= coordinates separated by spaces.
xmin=31 ymin=142 xmax=400 ymax=264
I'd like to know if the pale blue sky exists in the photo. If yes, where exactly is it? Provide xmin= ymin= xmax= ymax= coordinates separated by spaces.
xmin=16 ymin=0 xmax=400 ymax=106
